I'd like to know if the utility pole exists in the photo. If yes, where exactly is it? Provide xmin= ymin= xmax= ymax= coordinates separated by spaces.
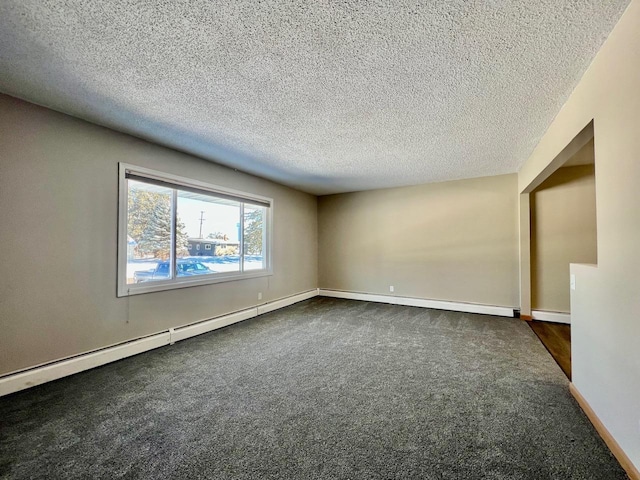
xmin=198 ymin=211 xmax=205 ymax=238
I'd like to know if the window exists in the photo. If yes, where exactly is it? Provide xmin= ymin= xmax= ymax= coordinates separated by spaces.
xmin=118 ymin=164 xmax=272 ymax=296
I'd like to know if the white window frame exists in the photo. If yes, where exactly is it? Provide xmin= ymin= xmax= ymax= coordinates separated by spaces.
xmin=117 ymin=163 xmax=273 ymax=297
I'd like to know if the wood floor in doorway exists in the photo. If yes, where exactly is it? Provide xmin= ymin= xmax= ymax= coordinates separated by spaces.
xmin=528 ymin=320 xmax=572 ymax=380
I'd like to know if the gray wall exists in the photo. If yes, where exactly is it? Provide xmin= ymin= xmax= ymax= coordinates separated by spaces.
xmin=318 ymin=174 xmax=519 ymax=307
xmin=0 ymin=94 xmax=318 ymax=376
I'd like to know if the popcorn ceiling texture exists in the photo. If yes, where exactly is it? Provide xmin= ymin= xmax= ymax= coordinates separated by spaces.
xmin=0 ymin=1 xmax=630 ymax=194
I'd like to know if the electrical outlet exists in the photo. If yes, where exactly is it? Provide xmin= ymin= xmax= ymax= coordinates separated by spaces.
xmin=389 ymin=285 xmax=394 ymax=293
xmin=258 ymin=292 xmax=263 ymax=300
xmin=570 ymin=274 xmax=576 ymax=291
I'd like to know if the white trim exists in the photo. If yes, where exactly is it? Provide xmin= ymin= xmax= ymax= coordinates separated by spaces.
xmin=318 ymin=289 xmax=515 ymax=317
xmin=121 ymin=270 xmax=274 ymax=297
xmin=0 ymin=334 xmax=171 ymax=397
xmin=117 ymin=162 xmax=274 ymax=298
xmin=532 ymin=310 xmax=571 ymax=324
xmin=170 ymin=308 xmax=258 ymax=343
xmin=117 ymin=162 xmax=129 ymax=297
xmin=0 ymin=289 xmax=318 ymax=397
xmin=0 ymin=289 xmax=516 ymax=397
xmin=257 ymin=289 xmax=319 ymax=315
xmin=120 ymin=162 xmax=273 ymax=206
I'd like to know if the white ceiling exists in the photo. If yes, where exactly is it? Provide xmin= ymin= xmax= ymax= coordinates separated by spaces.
xmin=0 ymin=1 xmax=630 ymax=195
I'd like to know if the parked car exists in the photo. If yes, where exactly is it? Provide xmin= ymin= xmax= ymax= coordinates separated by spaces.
xmin=134 ymin=260 xmax=212 ymax=283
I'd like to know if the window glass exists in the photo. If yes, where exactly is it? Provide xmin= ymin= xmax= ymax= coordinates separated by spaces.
xmin=177 ymin=190 xmax=241 ymax=276
xmin=243 ymin=206 xmax=266 ymax=271
xmin=119 ymin=165 xmax=271 ymax=296
xmin=127 ymin=180 xmax=174 ymax=285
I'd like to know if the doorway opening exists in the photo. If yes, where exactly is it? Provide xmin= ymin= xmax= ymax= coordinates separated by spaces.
xmin=527 ymin=130 xmax=597 ymax=379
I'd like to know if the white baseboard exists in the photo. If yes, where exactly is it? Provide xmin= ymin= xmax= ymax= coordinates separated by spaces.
xmin=0 ymin=288 xmax=513 ymax=397
xmin=532 ymin=310 xmax=571 ymax=324
xmin=318 ymin=289 xmax=515 ymax=317
xmin=257 ymin=289 xmax=319 ymax=315
xmin=0 ymin=334 xmax=171 ymax=397
xmin=0 ymin=289 xmax=319 ymax=397
xmin=170 ymin=308 xmax=258 ymax=343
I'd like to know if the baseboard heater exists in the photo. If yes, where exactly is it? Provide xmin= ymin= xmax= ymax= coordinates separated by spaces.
xmin=0 ymin=289 xmax=319 ymax=397
xmin=1 ymin=289 xmax=518 ymax=397
xmin=318 ymin=289 xmax=516 ymax=318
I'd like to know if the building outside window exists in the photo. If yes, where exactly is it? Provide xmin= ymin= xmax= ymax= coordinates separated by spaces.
xmin=118 ymin=164 xmax=272 ymax=296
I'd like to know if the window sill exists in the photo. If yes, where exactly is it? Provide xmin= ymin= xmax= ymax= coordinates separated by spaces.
xmin=117 ymin=269 xmax=273 ymax=297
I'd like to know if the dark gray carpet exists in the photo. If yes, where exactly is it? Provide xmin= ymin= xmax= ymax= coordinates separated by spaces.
xmin=0 ymin=298 xmax=626 ymax=479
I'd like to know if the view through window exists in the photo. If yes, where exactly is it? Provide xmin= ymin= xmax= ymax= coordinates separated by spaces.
xmin=119 ymin=165 xmax=271 ymax=295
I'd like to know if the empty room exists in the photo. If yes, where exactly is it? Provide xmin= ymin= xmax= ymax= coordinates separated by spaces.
xmin=1 ymin=1 xmax=639 ymax=479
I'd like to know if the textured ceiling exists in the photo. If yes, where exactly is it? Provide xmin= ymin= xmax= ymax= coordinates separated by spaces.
xmin=0 ymin=1 xmax=630 ymax=195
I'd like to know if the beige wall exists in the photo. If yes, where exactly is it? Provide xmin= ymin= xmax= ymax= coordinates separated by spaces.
xmin=531 ymin=165 xmax=597 ymax=312
xmin=0 ymin=94 xmax=318 ymax=376
xmin=318 ymin=174 xmax=519 ymax=307
xmin=518 ymin=0 xmax=640 ymax=470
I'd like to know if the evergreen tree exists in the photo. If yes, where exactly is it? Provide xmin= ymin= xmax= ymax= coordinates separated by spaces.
xmin=175 ymin=219 xmax=189 ymax=257
xmin=137 ymin=194 xmax=172 ymax=259
xmin=128 ymin=188 xmax=166 ymax=246
xmin=243 ymin=208 xmax=264 ymax=255
xmin=128 ymin=184 xmax=188 ymax=259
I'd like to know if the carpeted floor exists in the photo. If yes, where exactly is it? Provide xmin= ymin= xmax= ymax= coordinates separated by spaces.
xmin=0 ymin=297 xmax=626 ymax=479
